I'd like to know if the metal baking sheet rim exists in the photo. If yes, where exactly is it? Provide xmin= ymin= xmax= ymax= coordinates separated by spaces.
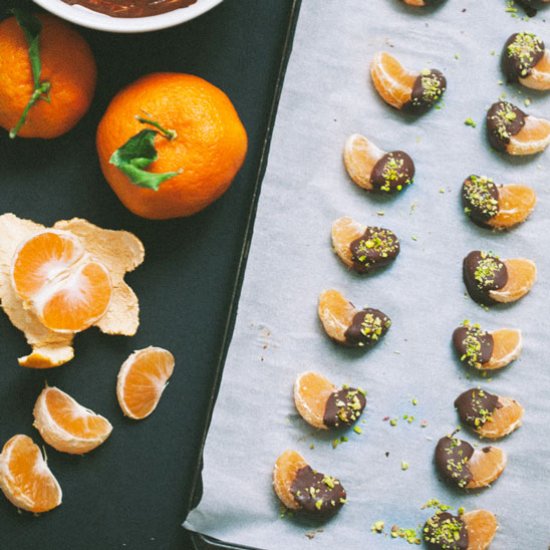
xmin=184 ymin=1 xmax=302 ymax=548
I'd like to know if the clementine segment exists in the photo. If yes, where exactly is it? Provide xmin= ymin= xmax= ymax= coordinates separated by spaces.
xmin=0 ymin=14 xmax=96 ymax=138
xmin=33 ymin=387 xmax=113 ymax=454
xmin=318 ymin=289 xmax=356 ymax=343
xmin=487 ymin=184 xmax=536 ymax=228
xmin=0 ymin=435 xmax=62 ymax=513
xmin=466 ymin=446 xmax=507 ymax=489
xmin=294 ymin=372 xmax=336 ymax=430
xmin=508 ymin=115 xmax=550 ymax=155
xmin=489 ymin=258 xmax=537 ymax=303
xmin=477 ymin=397 xmax=524 ymax=439
xmin=11 ymin=230 xmax=113 ymax=333
xmin=521 ymin=50 xmax=550 ymax=90
xmin=97 ymin=73 xmax=248 ymax=219
xmin=273 ymin=450 xmax=307 ymax=510
xmin=331 ymin=217 xmax=365 ymax=268
xmin=371 ymin=52 xmax=415 ymax=109
xmin=462 ymin=509 xmax=498 ymax=549
xmin=343 ymin=134 xmax=385 ymax=190
xmin=484 ymin=328 xmax=522 ymax=369
xmin=117 ymin=347 xmax=175 ymax=420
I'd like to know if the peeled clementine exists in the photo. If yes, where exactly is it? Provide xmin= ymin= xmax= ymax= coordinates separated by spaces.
xmin=0 ymin=13 xmax=96 ymax=139
xmin=97 ymin=73 xmax=248 ymax=219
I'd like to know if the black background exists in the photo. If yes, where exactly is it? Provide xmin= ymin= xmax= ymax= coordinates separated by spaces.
xmin=0 ymin=1 xmax=297 ymax=548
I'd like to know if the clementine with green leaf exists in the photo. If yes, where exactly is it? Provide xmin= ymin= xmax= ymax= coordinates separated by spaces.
xmin=0 ymin=11 xmax=96 ymax=139
xmin=96 ymin=73 xmax=248 ymax=219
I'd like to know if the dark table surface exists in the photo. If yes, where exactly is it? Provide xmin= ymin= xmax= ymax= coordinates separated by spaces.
xmin=0 ymin=1 xmax=298 ymax=548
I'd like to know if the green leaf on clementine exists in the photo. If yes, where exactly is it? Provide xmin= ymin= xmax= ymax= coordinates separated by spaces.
xmin=10 ymin=9 xmax=51 ymax=139
xmin=109 ymin=129 xmax=181 ymax=191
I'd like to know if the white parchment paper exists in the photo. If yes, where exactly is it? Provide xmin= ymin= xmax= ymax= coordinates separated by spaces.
xmin=185 ymin=1 xmax=550 ymax=548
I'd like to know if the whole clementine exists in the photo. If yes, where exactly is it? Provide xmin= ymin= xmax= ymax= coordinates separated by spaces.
xmin=96 ymin=73 xmax=248 ymax=219
xmin=0 ymin=13 xmax=97 ymax=139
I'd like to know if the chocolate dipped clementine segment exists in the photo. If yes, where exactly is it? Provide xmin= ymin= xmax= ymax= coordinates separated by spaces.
xmin=371 ymin=52 xmax=446 ymax=113
xmin=273 ymin=450 xmax=346 ymax=517
xmin=318 ymin=289 xmax=391 ymax=348
xmin=294 ymin=371 xmax=366 ymax=430
xmin=455 ymin=388 xmax=524 ymax=439
xmin=502 ymin=32 xmax=550 ymax=90
xmin=435 ymin=434 xmax=506 ymax=489
xmin=463 ymin=251 xmax=536 ymax=305
xmin=331 ymin=217 xmax=400 ymax=273
xmin=452 ymin=321 xmax=522 ymax=370
xmin=486 ymin=100 xmax=550 ymax=155
xmin=424 ymin=509 xmax=498 ymax=549
xmin=462 ymin=175 xmax=536 ymax=229
xmin=343 ymin=134 xmax=415 ymax=193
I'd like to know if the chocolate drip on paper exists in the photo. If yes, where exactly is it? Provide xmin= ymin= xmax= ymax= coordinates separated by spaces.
xmin=290 ymin=466 xmax=346 ymax=517
xmin=486 ymin=101 xmax=527 ymax=152
xmin=455 ymin=389 xmax=502 ymax=430
xmin=323 ymin=388 xmax=366 ymax=428
xmin=370 ymin=151 xmax=415 ymax=193
xmin=463 ymin=251 xmax=508 ymax=305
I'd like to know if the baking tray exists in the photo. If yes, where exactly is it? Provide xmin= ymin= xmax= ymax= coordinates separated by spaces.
xmin=0 ymin=0 xmax=300 ymax=548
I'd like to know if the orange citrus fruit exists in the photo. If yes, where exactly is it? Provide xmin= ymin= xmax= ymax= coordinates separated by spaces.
xmin=331 ymin=216 xmax=365 ymax=267
xmin=294 ymin=371 xmax=336 ymax=430
xmin=477 ymin=397 xmax=524 ymax=440
xmin=466 ymin=446 xmax=507 ymax=489
xmin=484 ymin=328 xmax=522 ymax=369
xmin=318 ymin=289 xmax=356 ymax=343
xmin=489 ymin=258 xmax=537 ymax=303
xmin=521 ymin=50 xmax=550 ymax=90
xmin=11 ymin=230 xmax=112 ymax=333
xmin=0 ymin=13 xmax=96 ymax=139
xmin=116 ymin=346 xmax=175 ymax=419
xmin=33 ymin=386 xmax=113 ymax=454
xmin=487 ymin=184 xmax=536 ymax=228
xmin=462 ymin=509 xmax=498 ymax=550
xmin=97 ymin=73 xmax=248 ymax=219
xmin=509 ymin=115 xmax=550 ymax=155
xmin=343 ymin=134 xmax=385 ymax=190
xmin=273 ymin=450 xmax=307 ymax=510
xmin=371 ymin=52 xmax=416 ymax=109
xmin=0 ymin=434 xmax=62 ymax=513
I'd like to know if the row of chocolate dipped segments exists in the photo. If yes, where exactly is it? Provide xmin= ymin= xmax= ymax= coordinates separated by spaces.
xmin=272 ymin=11 xmax=547 ymax=549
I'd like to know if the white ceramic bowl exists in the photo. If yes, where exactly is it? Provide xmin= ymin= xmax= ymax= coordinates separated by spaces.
xmin=32 ymin=0 xmax=224 ymax=33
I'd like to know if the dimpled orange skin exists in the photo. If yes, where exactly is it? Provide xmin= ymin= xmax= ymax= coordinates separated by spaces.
xmin=96 ymin=73 xmax=248 ymax=220
xmin=0 ymin=14 xmax=97 ymax=139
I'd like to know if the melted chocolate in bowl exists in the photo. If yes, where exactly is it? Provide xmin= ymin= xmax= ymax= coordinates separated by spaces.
xmin=62 ymin=0 xmax=198 ymax=18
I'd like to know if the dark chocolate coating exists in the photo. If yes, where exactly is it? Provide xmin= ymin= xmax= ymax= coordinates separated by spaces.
xmin=463 ymin=251 xmax=508 ymax=305
xmin=403 ymin=69 xmax=446 ymax=113
xmin=452 ymin=324 xmax=494 ymax=368
xmin=349 ymin=227 xmax=400 ymax=273
xmin=290 ymin=465 xmax=346 ymax=517
xmin=455 ymin=389 xmax=502 ymax=430
xmin=486 ymin=101 xmax=527 ymax=152
xmin=344 ymin=308 xmax=391 ymax=347
xmin=434 ymin=436 xmax=474 ymax=488
xmin=423 ymin=511 xmax=469 ymax=549
xmin=461 ymin=175 xmax=500 ymax=227
xmin=502 ymin=33 xmax=545 ymax=82
xmin=323 ymin=388 xmax=366 ymax=429
xmin=370 ymin=151 xmax=415 ymax=193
